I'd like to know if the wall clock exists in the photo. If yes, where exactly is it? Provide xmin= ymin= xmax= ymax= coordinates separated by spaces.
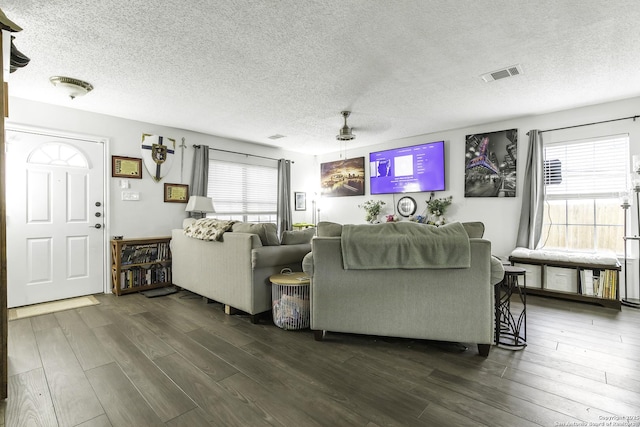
xmin=397 ymin=196 xmax=417 ymax=217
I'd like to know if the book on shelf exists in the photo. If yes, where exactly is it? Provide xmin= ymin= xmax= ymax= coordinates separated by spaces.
xmin=120 ymin=242 xmax=170 ymax=265
xmin=119 ymin=265 xmax=172 ymax=289
xmin=580 ymin=268 xmax=617 ymax=300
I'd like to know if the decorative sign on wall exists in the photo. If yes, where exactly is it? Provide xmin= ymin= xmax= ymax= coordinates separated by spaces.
xmin=164 ymin=183 xmax=189 ymax=203
xmin=141 ymin=134 xmax=175 ymax=182
xmin=320 ymin=157 xmax=365 ymax=197
xmin=112 ymin=155 xmax=142 ymax=179
xmin=464 ymin=129 xmax=517 ymax=197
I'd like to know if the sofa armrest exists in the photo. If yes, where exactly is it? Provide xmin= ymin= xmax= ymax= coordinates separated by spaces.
xmin=302 ymin=252 xmax=314 ymax=275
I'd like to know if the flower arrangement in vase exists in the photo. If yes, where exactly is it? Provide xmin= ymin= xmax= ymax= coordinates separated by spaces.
xmin=409 ymin=194 xmax=453 ymax=226
xmin=425 ymin=195 xmax=452 ymax=225
xmin=358 ymin=199 xmax=386 ymax=223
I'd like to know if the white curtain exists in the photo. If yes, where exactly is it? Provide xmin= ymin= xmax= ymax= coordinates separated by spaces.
xmin=516 ymin=130 xmax=544 ymax=249
xmin=277 ymin=159 xmax=292 ymax=236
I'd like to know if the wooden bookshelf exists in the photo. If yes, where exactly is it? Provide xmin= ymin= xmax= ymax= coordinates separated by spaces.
xmin=110 ymin=237 xmax=172 ymax=296
xmin=509 ymin=256 xmax=621 ymax=310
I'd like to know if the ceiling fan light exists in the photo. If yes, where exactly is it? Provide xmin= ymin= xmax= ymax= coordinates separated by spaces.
xmin=49 ymin=76 xmax=94 ymax=99
xmin=336 ymin=110 xmax=356 ymax=141
xmin=336 ymin=127 xmax=355 ymax=141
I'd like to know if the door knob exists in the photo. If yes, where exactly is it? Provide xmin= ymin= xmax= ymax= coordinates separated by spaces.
xmin=91 ymin=224 xmax=102 ymax=229
xmin=95 ymin=212 xmax=102 ymax=217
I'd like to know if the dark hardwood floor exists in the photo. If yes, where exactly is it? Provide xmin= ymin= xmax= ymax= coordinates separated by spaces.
xmin=3 ymin=290 xmax=640 ymax=426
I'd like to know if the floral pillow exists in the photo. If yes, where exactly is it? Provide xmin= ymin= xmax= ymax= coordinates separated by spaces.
xmin=184 ymin=218 xmax=235 ymax=241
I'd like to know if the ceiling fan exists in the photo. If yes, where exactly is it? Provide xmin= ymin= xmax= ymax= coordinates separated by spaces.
xmin=336 ymin=111 xmax=356 ymax=141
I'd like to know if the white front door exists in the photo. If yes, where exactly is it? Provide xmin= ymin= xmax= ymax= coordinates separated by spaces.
xmin=5 ymin=129 xmax=106 ymax=308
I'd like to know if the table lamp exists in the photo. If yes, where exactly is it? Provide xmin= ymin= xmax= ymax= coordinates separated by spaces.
xmin=185 ymin=196 xmax=215 ymax=219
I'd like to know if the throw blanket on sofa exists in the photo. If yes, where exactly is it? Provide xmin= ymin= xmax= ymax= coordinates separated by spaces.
xmin=184 ymin=218 xmax=236 ymax=241
xmin=341 ymin=221 xmax=470 ymax=270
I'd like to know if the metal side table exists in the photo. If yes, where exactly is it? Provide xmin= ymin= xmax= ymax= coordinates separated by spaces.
xmin=495 ymin=265 xmax=527 ymax=349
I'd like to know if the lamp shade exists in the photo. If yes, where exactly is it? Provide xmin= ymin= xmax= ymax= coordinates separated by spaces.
xmin=185 ymin=196 xmax=215 ymax=213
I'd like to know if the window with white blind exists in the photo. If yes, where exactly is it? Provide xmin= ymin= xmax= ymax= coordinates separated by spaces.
xmin=541 ymin=134 xmax=629 ymax=253
xmin=207 ymin=159 xmax=277 ymax=223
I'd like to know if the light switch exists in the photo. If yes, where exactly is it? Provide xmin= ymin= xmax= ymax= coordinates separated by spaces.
xmin=120 ymin=179 xmax=130 ymax=189
xmin=122 ymin=191 xmax=140 ymax=201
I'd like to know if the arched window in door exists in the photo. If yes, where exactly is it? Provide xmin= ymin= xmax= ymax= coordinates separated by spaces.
xmin=27 ymin=142 xmax=89 ymax=168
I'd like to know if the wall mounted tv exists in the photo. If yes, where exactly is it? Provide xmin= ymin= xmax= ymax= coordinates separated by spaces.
xmin=369 ymin=140 xmax=445 ymax=194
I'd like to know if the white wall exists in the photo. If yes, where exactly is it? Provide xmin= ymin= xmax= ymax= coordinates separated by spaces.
xmin=9 ymin=95 xmax=640 ymax=259
xmin=317 ymin=96 xmax=640 ymax=258
xmin=7 ymin=97 xmax=316 ymax=238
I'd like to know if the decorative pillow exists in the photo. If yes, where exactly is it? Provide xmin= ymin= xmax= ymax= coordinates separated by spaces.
xmin=281 ymin=227 xmax=316 ymax=245
xmin=462 ymin=221 xmax=485 ymax=238
xmin=317 ymin=221 xmax=342 ymax=237
xmin=232 ymin=222 xmax=280 ymax=246
xmin=184 ymin=218 xmax=235 ymax=241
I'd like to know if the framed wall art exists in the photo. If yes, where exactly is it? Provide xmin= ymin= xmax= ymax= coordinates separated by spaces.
xmin=464 ymin=129 xmax=517 ymax=197
xmin=164 ymin=183 xmax=189 ymax=203
xmin=320 ymin=157 xmax=365 ymax=197
xmin=112 ymin=156 xmax=142 ymax=179
xmin=294 ymin=192 xmax=306 ymax=211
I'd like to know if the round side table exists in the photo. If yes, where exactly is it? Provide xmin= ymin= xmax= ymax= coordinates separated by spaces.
xmin=269 ymin=272 xmax=310 ymax=330
xmin=495 ymin=265 xmax=527 ymax=349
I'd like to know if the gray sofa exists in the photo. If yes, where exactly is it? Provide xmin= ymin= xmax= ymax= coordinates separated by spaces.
xmin=305 ymin=221 xmax=501 ymax=356
xmin=171 ymin=219 xmax=313 ymax=322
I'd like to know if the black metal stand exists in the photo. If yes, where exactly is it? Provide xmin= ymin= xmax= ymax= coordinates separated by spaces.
xmin=622 ymin=197 xmax=640 ymax=308
xmin=495 ymin=266 xmax=527 ymax=349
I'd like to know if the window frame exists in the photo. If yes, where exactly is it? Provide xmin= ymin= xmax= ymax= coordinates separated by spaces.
xmin=206 ymin=157 xmax=278 ymax=223
xmin=540 ymin=134 xmax=629 ymax=254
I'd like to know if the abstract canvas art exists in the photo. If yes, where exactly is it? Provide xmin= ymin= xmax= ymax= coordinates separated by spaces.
xmin=464 ymin=129 xmax=517 ymax=197
xmin=320 ymin=157 xmax=365 ymax=197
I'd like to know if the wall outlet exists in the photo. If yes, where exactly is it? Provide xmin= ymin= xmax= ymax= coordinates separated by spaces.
xmin=122 ymin=191 xmax=140 ymax=201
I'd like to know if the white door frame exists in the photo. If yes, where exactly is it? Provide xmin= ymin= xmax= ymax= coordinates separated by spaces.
xmin=5 ymin=123 xmax=111 ymax=295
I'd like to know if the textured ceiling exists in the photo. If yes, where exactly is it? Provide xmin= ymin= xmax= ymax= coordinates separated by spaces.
xmin=3 ymin=1 xmax=640 ymax=154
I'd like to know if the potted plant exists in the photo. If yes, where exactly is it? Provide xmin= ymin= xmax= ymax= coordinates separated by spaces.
xmin=425 ymin=195 xmax=452 ymax=225
xmin=358 ymin=199 xmax=386 ymax=223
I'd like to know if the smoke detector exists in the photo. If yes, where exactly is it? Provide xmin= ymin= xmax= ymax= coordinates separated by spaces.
xmin=336 ymin=111 xmax=356 ymax=141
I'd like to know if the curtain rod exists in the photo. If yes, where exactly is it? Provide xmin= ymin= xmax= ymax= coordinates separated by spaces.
xmin=527 ymin=115 xmax=640 ymax=135
xmin=192 ymin=145 xmax=293 ymax=163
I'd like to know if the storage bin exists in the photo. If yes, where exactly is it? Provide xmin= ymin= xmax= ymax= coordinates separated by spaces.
xmin=545 ymin=266 xmax=578 ymax=293
xmin=513 ymin=263 xmax=542 ymax=289
xmin=272 ymin=284 xmax=310 ymax=330
xmin=269 ymin=271 xmax=310 ymax=330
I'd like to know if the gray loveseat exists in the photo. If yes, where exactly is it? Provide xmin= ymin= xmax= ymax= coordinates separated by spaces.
xmin=305 ymin=221 xmax=502 ymax=356
xmin=171 ymin=219 xmax=313 ymax=322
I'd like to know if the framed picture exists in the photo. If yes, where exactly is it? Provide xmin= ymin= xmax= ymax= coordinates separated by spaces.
xmin=320 ymin=157 xmax=365 ymax=197
xmin=164 ymin=183 xmax=189 ymax=203
xmin=112 ymin=156 xmax=143 ymax=179
xmin=295 ymin=192 xmax=306 ymax=211
xmin=464 ymin=128 xmax=518 ymax=197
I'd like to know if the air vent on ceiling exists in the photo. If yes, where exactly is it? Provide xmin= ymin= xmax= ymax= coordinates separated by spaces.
xmin=481 ymin=64 xmax=524 ymax=83
xmin=268 ymin=134 xmax=286 ymax=140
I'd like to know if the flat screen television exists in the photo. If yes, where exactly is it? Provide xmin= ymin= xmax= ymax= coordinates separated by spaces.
xmin=369 ymin=140 xmax=445 ymax=194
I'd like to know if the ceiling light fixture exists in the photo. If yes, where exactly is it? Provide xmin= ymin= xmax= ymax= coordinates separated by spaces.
xmin=336 ymin=111 xmax=356 ymax=141
xmin=49 ymin=76 xmax=94 ymax=99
